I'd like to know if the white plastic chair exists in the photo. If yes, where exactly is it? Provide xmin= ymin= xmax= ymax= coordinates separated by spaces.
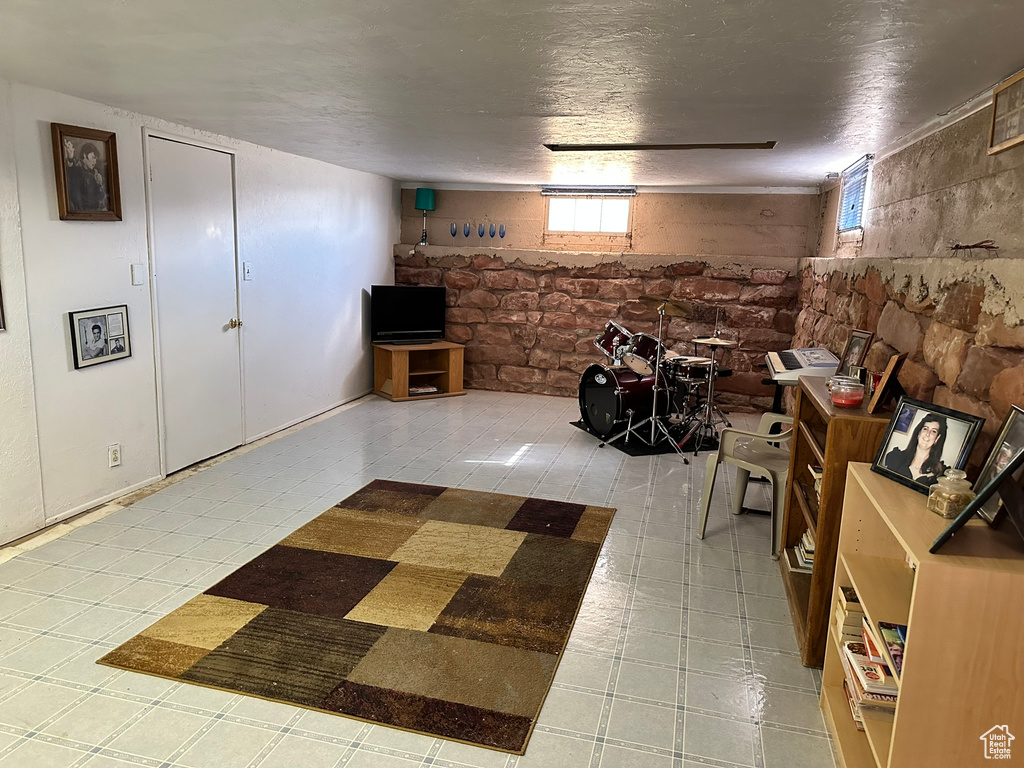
xmin=696 ymin=413 xmax=794 ymax=559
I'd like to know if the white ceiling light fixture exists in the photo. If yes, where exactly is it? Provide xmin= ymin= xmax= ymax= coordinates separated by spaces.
xmin=544 ymin=142 xmax=777 ymax=152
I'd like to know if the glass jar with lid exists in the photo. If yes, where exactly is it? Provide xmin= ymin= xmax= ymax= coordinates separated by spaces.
xmin=926 ymin=469 xmax=976 ymax=519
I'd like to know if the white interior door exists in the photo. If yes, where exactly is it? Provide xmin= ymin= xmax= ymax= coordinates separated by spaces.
xmin=148 ymin=136 xmax=243 ymax=473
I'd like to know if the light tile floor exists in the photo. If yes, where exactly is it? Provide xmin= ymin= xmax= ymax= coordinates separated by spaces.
xmin=0 ymin=391 xmax=835 ymax=768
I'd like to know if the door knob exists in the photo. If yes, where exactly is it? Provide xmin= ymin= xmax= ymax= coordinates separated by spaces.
xmin=229 ymin=318 xmax=242 ymax=328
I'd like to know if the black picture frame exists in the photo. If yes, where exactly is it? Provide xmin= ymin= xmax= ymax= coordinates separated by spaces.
xmin=870 ymin=396 xmax=985 ymax=495
xmin=974 ymin=405 xmax=1024 ymax=524
xmin=837 ymin=328 xmax=873 ymax=377
xmin=68 ymin=305 xmax=132 ymax=369
xmin=931 ymin=448 xmax=1024 ymax=553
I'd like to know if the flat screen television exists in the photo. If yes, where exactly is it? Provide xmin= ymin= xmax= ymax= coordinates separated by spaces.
xmin=370 ymin=285 xmax=446 ymax=344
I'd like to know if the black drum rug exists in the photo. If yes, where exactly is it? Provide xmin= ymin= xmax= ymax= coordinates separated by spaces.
xmin=98 ymin=479 xmax=615 ymax=754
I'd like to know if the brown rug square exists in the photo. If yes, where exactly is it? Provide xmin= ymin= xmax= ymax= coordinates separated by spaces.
xmin=98 ymin=479 xmax=615 ymax=753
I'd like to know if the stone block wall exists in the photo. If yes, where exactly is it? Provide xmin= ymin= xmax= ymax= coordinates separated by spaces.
xmin=793 ymin=260 xmax=1024 ymax=459
xmin=394 ymin=246 xmax=802 ymax=411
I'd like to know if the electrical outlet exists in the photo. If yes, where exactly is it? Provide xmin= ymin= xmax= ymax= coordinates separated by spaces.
xmin=108 ymin=444 xmax=121 ymax=468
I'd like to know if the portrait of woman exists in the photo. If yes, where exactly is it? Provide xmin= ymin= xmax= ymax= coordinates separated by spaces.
xmin=884 ymin=413 xmax=948 ymax=486
xmin=872 ymin=397 xmax=984 ymax=494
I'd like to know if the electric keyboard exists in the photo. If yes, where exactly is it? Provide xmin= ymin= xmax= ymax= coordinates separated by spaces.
xmin=766 ymin=348 xmax=839 ymax=384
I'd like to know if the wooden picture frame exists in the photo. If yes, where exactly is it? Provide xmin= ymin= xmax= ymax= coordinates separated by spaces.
xmin=871 ymin=396 xmax=985 ymax=495
xmin=69 ymin=305 xmax=131 ymax=369
xmin=974 ymin=405 xmax=1024 ymax=524
xmin=988 ymin=69 xmax=1024 ymax=156
xmin=866 ymin=352 xmax=907 ymax=414
xmin=51 ymin=123 xmax=122 ymax=221
xmin=837 ymin=328 xmax=873 ymax=377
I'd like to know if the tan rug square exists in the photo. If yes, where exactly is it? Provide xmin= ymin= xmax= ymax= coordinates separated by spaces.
xmin=141 ymin=594 xmax=266 ymax=650
xmin=390 ymin=520 xmax=527 ymax=576
xmin=100 ymin=635 xmax=211 ymax=677
xmin=345 ymin=563 xmax=468 ymax=631
xmin=571 ymin=505 xmax=617 ymax=543
xmin=346 ymin=627 xmax=557 ymax=717
xmin=419 ymin=488 xmax=527 ymax=528
xmin=281 ymin=507 xmax=423 ymax=559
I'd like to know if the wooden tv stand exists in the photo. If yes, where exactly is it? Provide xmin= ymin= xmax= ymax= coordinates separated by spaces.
xmin=373 ymin=341 xmax=466 ymax=401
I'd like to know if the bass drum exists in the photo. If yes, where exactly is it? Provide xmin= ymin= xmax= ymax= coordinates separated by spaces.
xmin=578 ymin=364 xmax=667 ymax=438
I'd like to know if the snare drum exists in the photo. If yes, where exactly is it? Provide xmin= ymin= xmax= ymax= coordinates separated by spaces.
xmin=622 ymin=333 xmax=666 ymax=376
xmin=664 ymin=355 xmax=713 ymax=382
xmin=594 ymin=321 xmax=634 ymax=362
xmin=578 ymin=364 xmax=666 ymax=438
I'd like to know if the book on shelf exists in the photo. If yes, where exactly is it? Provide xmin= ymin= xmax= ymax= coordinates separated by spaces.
xmin=842 ymin=680 xmax=866 ymax=731
xmin=786 ymin=546 xmax=812 ymax=574
xmin=408 ymin=385 xmax=440 ymax=395
xmin=839 ymin=586 xmax=860 ymax=611
xmin=842 ymin=640 xmax=898 ymax=696
xmin=840 ymin=649 xmax=898 ymax=712
xmin=796 ymin=544 xmax=814 ymax=569
xmin=833 ymin=605 xmax=863 ymax=641
xmin=878 ymin=621 xmax=907 ymax=678
xmin=800 ymin=529 xmax=815 ymax=555
xmin=807 ymin=465 xmax=823 ymax=499
xmin=861 ymin=618 xmax=886 ymax=664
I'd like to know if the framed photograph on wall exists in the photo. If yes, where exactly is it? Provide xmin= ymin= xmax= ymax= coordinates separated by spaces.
xmin=974 ymin=405 xmax=1024 ymax=524
xmin=837 ymin=328 xmax=873 ymax=377
xmin=988 ymin=69 xmax=1024 ymax=156
xmin=50 ymin=123 xmax=122 ymax=221
xmin=871 ymin=396 xmax=985 ymax=495
xmin=69 ymin=305 xmax=131 ymax=369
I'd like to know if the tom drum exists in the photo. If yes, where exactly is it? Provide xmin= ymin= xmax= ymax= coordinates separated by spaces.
xmin=622 ymin=333 xmax=666 ymax=376
xmin=594 ymin=320 xmax=634 ymax=362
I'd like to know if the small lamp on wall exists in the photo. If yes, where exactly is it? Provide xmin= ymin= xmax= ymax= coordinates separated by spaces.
xmin=415 ymin=188 xmax=436 ymax=245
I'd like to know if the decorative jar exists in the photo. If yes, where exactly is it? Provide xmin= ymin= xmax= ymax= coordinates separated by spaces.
xmin=927 ymin=469 xmax=975 ymax=519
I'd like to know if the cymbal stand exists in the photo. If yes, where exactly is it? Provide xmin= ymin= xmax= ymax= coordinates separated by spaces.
xmin=598 ymin=303 xmax=689 ymax=464
xmin=679 ymin=340 xmax=733 ymax=455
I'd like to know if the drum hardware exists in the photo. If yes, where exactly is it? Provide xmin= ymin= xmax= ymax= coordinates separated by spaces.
xmin=676 ymin=329 xmax=738 ymax=454
xmin=596 ymin=299 xmax=693 ymax=462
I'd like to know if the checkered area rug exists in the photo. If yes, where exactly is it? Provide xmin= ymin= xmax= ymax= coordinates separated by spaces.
xmin=98 ymin=479 xmax=615 ymax=753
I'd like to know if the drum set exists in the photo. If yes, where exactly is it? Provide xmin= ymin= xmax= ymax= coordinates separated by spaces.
xmin=577 ymin=295 xmax=738 ymax=460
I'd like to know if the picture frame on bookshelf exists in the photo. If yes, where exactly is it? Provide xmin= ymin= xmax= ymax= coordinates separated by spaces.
xmin=866 ymin=352 xmax=907 ymax=414
xmin=930 ymin=447 xmax=1024 ymax=553
xmin=975 ymin=405 xmax=1024 ymax=524
xmin=837 ymin=328 xmax=873 ymax=377
xmin=871 ymin=396 xmax=985 ymax=495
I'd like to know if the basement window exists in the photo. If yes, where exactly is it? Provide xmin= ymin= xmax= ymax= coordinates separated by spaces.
xmin=542 ymin=187 xmax=634 ymax=249
xmin=837 ymin=155 xmax=873 ymax=233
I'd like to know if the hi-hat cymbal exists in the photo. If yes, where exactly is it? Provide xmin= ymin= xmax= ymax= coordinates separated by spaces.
xmin=692 ymin=335 xmax=738 ymax=347
xmin=638 ymin=294 xmax=692 ymax=317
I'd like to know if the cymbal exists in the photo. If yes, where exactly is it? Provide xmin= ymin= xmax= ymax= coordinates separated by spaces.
xmin=692 ymin=336 xmax=738 ymax=347
xmin=638 ymin=294 xmax=692 ymax=317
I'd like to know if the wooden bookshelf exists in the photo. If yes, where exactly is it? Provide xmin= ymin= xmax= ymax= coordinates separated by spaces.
xmin=779 ymin=377 xmax=890 ymax=667
xmin=824 ymin=463 xmax=1024 ymax=768
xmin=373 ymin=341 xmax=466 ymax=401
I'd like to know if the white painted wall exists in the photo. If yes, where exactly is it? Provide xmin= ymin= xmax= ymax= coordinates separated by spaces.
xmin=236 ymin=148 xmax=397 ymax=440
xmin=0 ymin=79 xmax=399 ymax=544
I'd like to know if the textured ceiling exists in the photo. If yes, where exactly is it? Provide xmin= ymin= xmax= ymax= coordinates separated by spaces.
xmin=0 ymin=0 xmax=1021 ymax=187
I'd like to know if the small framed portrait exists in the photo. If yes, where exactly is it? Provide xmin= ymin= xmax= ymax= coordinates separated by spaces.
xmin=50 ymin=123 xmax=122 ymax=221
xmin=866 ymin=352 xmax=907 ymax=414
xmin=69 ymin=305 xmax=131 ymax=369
xmin=837 ymin=328 xmax=873 ymax=377
xmin=871 ymin=396 xmax=985 ymax=495
xmin=974 ymin=406 xmax=1024 ymax=524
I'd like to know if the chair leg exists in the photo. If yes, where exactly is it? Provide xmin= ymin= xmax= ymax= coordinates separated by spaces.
xmin=770 ymin=473 xmax=787 ymax=560
xmin=732 ymin=467 xmax=750 ymax=515
xmin=697 ymin=454 xmax=721 ymax=540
